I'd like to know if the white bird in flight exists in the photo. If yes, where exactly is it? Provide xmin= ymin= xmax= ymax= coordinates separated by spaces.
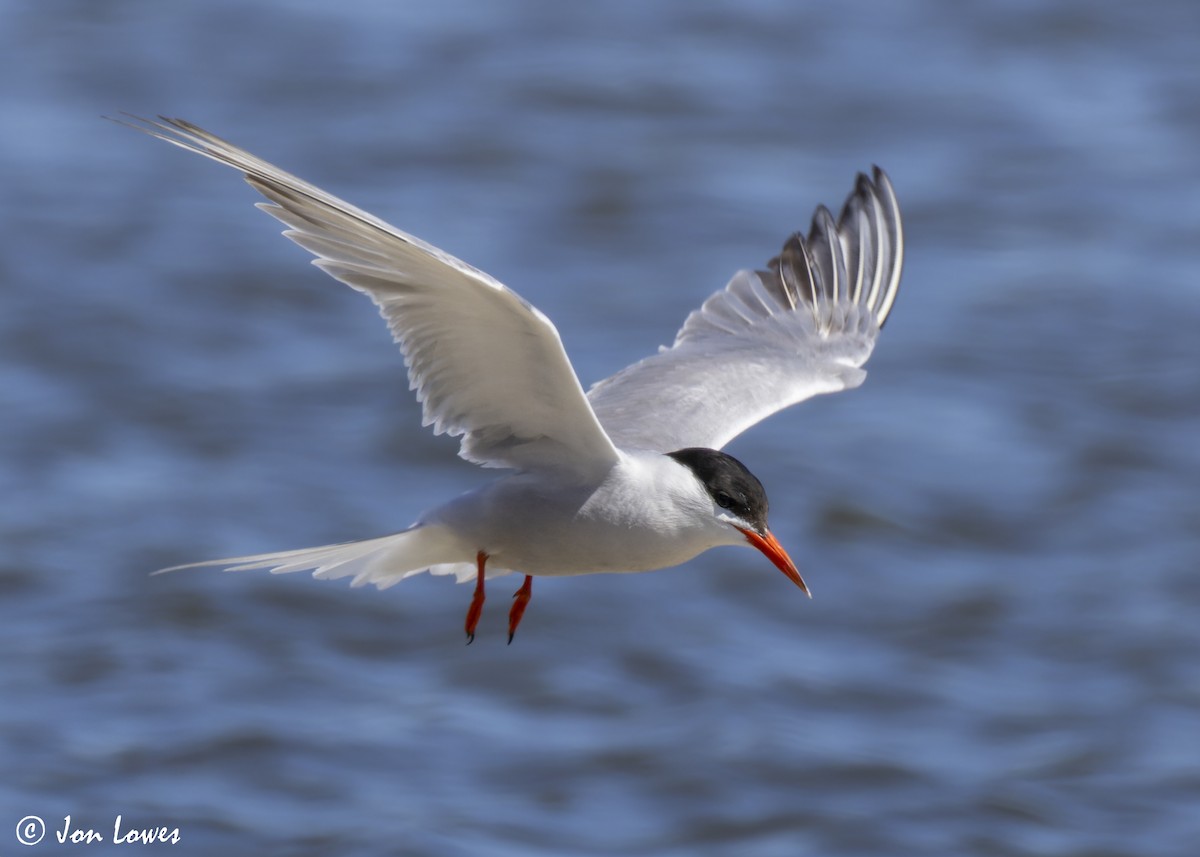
xmin=121 ymin=116 xmax=903 ymax=643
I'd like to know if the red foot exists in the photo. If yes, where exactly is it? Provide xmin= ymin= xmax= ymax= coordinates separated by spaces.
xmin=464 ymin=551 xmax=488 ymax=644
xmin=508 ymin=575 xmax=534 ymax=645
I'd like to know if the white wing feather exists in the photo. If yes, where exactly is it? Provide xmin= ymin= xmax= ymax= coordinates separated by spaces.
xmin=588 ymin=167 xmax=902 ymax=452
xmin=121 ymin=116 xmax=621 ymax=478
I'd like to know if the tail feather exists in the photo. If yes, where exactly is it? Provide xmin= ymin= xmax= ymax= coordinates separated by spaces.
xmin=153 ymin=524 xmax=499 ymax=589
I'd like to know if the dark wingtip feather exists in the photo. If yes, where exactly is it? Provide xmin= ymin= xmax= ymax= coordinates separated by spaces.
xmin=766 ymin=167 xmax=903 ymax=331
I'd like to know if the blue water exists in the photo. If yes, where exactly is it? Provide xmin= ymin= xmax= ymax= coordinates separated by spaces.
xmin=3 ymin=1 xmax=1198 ymax=854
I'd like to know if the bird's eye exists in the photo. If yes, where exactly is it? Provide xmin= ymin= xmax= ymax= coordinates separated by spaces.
xmin=715 ymin=491 xmax=734 ymax=509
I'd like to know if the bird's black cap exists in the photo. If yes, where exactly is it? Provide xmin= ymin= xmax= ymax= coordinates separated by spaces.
xmin=666 ymin=447 xmax=770 ymax=533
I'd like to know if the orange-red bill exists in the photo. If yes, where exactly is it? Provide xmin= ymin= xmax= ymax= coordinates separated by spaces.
xmin=739 ymin=527 xmax=811 ymax=598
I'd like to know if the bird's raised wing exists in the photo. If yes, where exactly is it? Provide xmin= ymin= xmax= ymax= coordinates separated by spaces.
xmin=120 ymin=116 xmax=621 ymax=477
xmin=588 ymin=167 xmax=902 ymax=452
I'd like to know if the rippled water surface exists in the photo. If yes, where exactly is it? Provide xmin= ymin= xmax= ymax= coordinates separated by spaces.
xmin=3 ymin=1 xmax=1199 ymax=854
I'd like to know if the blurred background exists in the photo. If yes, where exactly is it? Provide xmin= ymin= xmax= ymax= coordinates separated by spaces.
xmin=2 ymin=1 xmax=1198 ymax=854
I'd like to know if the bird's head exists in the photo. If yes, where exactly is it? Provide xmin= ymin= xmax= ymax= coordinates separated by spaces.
xmin=666 ymin=447 xmax=810 ymax=597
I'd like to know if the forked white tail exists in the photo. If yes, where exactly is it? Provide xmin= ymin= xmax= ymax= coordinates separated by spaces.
xmin=154 ymin=524 xmax=497 ymax=589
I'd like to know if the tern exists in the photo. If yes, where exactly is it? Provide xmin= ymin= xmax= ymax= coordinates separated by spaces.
xmin=122 ymin=116 xmax=902 ymax=643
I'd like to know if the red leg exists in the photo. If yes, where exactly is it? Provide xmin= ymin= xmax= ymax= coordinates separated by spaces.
xmin=464 ymin=551 xmax=488 ymax=644
xmin=508 ymin=575 xmax=534 ymax=645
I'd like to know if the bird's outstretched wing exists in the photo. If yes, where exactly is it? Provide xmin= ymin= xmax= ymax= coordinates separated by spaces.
xmin=118 ymin=116 xmax=621 ymax=477
xmin=588 ymin=167 xmax=902 ymax=452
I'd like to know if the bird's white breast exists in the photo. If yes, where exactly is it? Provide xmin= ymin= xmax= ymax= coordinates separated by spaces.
xmin=422 ymin=451 xmax=744 ymax=577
